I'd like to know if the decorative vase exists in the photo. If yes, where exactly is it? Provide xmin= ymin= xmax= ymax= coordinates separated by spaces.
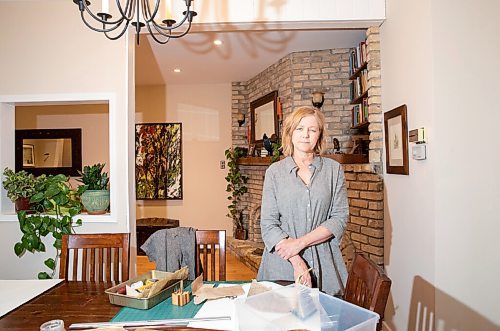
xmin=81 ymin=190 xmax=110 ymax=215
xmin=234 ymin=227 xmax=247 ymax=240
xmin=15 ymin=197 xmax=34 ymax=214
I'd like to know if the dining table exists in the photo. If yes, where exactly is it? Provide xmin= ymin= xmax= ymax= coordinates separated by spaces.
xmin=0 ymin=280 xmax=289 ymax=331
xmin=0 ymin=279 xmax=378 ymax=331
xmin=0 ymin=281 xmax=124 ymax=331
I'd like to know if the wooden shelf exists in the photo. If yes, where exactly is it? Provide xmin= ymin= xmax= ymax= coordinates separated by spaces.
xmin=238 ymin=154 xmax=368 ymax=166
xmin=349 ymin=61 xmax=367 ymax=80
xmin=351 ymin=121 xmax=369 ymax=130
xmin=350 ymin=90 xmax=368 ymax=105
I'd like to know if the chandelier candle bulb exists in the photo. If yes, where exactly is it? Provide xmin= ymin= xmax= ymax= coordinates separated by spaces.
xmin=101 ymin=0 xmax=109 ymax=13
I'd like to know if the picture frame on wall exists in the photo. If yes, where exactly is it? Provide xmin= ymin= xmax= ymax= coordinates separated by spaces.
xmin=384 ymin=104 xmax=409 ymax=175
xmin=135 ymin=123 xmax=183 ymax=200
xmin=22 ymin=144 xmax=35 ymax=167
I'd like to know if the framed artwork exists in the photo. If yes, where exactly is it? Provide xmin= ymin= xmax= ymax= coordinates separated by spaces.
xmin=135 ymin=123 xmax=183 ymax=200
xmin=384 ymin=105 xmax=409 ymax=175
xmin=22 ymin=144 xmax=35 ymax=167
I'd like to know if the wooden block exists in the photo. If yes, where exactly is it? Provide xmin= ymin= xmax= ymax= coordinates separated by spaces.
xmin=172 ymin=291 xmax=190 ymax=306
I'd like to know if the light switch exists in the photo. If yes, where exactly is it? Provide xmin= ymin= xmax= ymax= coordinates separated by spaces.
xmin=412 ymin=144 xmax=426 ymax=160
xmin=220 ymin=160 xmax=225 ymax=169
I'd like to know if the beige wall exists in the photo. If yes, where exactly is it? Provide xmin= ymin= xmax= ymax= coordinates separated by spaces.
xmin=381 ymin=0 xmax=500 ymax=329
xmin=0 ymin=0 xmax=133 ymax=279
xmin=135 ymin=83 xmax=233 ymax=233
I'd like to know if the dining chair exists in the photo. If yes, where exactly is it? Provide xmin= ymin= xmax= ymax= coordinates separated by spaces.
xmin=59 ymin=233 xmax=130 ymax=282
xmin=195 ymin=230 xmax=226 ymax=281
xmin=343 ymin=253 xmax=392 ymax=331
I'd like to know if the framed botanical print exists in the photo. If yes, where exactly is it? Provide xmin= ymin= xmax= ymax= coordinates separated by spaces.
xmin=384 ymin=105 xmax=409 ymax=175
xmin=135 ymin=123 xmax=183 ymax=199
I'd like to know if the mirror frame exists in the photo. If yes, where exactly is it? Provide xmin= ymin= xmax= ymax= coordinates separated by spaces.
xmin=250 ymin=90 xmax=279 ymax=147
xmin=15 ymin=128 xmax=82 ymax=176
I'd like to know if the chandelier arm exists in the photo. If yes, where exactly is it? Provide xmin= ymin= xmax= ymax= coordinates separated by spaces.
xmin=142 ymin=0 xmax=162 ymax=23
xmin=80 ymin=11 xmax=129 ymax=33
xmin=80 ymin=0 xmax=135 ymax=25
xmin=114 ymin=0 xmax=136 ymax=21
xmin=145 ymin=23 xmax=172 ymax=44
xmin=104 ymin=21 xmax=133 ymax=40
xmin=158 ymin=21 xmax=193 ymax=38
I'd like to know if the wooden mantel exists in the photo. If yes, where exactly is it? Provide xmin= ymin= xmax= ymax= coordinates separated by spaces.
xmin=238 ymin=154 xmax=368 ymax=166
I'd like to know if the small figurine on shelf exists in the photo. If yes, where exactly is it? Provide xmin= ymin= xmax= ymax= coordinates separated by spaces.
xmin=333 ymin=138 xmax=343 ymax=154
xmin=263 ymin=133 xmax=273 ymax=156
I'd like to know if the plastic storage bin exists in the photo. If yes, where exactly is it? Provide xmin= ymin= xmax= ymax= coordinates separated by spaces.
xmin=235 ymin=284 xmax=379 ymax=331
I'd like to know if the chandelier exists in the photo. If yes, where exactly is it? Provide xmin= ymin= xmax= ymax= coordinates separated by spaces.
xmin=73 ymin=0 xmax=197 ymax=44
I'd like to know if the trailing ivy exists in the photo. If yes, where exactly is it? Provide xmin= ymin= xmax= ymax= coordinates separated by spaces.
xmin=224 ymin=147 xmax=248 ymax=230
xmin=14 ymin=174 xmax=83 ymax=279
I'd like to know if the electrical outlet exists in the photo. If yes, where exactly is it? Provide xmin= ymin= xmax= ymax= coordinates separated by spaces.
xmin=220 ymin=160 xmax=225 ymax=169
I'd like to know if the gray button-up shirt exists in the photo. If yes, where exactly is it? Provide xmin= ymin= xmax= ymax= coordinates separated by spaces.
xmin=256 ymin=156 xmax=349 ymax=296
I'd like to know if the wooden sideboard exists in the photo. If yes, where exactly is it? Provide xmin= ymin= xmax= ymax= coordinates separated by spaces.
xmin=136 ymin=217 xmax=179 ymax=255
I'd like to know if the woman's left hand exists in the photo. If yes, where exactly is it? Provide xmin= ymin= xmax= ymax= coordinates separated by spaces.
xmin=275 ymin=237 xmax=305 ymax=260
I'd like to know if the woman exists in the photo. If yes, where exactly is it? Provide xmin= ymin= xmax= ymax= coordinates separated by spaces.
xmin=256 ymin=106 xmax=349 ymax=296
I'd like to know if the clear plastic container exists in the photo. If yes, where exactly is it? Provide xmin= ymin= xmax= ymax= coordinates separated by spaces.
xmin=235 ymin=284 xmax=379 ymax=331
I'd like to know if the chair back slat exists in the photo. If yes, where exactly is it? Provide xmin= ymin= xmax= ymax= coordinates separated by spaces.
xmin=344 ymin=253 xmax=391 ymax=331
xmin=72 ymin=249 xmax=78 ymax=281
xmin=195 ymin=230 xmax=226 ymax=281
xmin=90 ymin=249 xmax=95 ymax=281
xmin=59 ymin=233 xmax=129 ymax=283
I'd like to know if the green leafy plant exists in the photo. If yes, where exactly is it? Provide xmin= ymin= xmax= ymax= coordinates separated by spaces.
xmin=271 ymin=142 xmax=282 ymax=163
xmin=14 ymin=174 xmax=83 ymax=279
xmin=76 ymin=163 xmax=109 ymax=191
xmin=224 ymin=147 xmax=248 ymax=230
xmin=2 ymin=167 xmax=39 ymax=202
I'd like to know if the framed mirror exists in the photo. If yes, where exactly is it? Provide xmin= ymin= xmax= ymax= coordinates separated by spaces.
xmin=250 ymin=90 xmax=278 ymax=147
xmin=15 ymin=129 xmax=82 ymax=176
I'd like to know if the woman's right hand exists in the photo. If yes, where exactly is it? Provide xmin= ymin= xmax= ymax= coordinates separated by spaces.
xmin=289 ymin=255 xmax=312 ymax=287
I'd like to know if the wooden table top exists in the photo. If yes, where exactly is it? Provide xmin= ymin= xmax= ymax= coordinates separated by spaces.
xmin=0 ymin=281 xmax=121 ymax=331
xmin=0 ymin=280 xmax=293 ymax=331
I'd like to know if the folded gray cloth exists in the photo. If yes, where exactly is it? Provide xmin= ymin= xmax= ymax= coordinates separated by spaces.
xmin=141 ymin=227 xmax=197 ymax=280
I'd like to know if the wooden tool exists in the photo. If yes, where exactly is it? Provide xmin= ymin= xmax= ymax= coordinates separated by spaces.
xmin=171 ymin=279 xmax=190 ymax=306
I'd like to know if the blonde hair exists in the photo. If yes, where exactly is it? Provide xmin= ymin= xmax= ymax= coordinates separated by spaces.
xmin=281 ymin=106 xmax=326 ymax=156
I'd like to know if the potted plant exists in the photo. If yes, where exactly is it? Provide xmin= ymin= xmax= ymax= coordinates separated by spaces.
xmin=225 ymin=147 xmax=249 ymax=240
xmin=76 ymin=163 xmax=110 ymax=215
xmin=2 ymin=167 xmax=41 ymax=213
xmin=14 ymin=174 xmax=83 ymax=279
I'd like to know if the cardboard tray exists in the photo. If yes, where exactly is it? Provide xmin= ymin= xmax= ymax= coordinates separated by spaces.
xmin=105 ymin=270 xmax=184 ymax=310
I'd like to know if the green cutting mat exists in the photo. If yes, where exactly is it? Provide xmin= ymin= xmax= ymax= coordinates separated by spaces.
xmin=111 ymin=281 xmax=245 ymax=322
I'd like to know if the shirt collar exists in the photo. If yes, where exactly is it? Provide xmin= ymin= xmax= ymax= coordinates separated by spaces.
xmin=284 ymin=155 xmax=323 ymax=174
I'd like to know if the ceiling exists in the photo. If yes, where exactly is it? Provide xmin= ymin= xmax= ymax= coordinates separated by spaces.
xmin=135 ymin=29 xmax=367 ymax=85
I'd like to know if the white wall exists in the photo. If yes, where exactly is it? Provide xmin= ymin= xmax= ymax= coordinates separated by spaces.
xmin=0 ymin=1 xmax=134 ymax=279
xmin=381 ymin=0 xmax=500 ymax=329
xmin=135 ymin=83 xmax=233 ymax=233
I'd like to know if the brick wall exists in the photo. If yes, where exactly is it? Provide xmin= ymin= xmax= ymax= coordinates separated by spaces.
xmin=230 ymin=27 xmax=384 ymax=266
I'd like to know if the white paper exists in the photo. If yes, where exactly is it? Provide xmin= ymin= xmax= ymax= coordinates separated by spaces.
xmin=0 ymin=279 xmax=63 ymax=317
xmin=188 ymin=281 xmax=281 ymax=330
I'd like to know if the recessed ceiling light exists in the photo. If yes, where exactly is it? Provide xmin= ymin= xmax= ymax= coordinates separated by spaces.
xmin=173 ymin=68 xmax=181 ymax=73
xmin=213 ymin=39 xmax=223 ymax=46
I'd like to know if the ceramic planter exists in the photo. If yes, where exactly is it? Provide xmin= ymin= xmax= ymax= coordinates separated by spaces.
xmin=81 ymin=190 xmax=110 ymax=215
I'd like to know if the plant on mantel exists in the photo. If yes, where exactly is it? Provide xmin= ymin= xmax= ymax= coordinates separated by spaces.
xmin=224 ymin=147 xmax=248 ymax=240
xmin=14 ymin=174 xmax=84 ymax=279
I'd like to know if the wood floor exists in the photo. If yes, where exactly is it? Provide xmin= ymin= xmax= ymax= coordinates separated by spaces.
xmin=136 ymin=250 xmax=257 ymax=281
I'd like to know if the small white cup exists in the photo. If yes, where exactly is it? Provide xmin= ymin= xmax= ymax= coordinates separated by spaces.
xmin=40 ymin=319 xmax=65 ymax=331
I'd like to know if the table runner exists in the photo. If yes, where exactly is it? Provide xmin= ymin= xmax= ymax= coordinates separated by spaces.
xmin=111 ymin=281 xmax=244 ymax=322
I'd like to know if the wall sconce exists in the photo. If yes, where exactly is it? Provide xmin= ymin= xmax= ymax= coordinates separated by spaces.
xmin=312 ymin=91 xmax=325 ymax=109
xmin=237 ymin=113 xmax=246 ymax=127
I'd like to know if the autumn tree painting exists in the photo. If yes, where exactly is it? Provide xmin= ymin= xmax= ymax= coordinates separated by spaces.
xmin=135 ymin=123 xmax=182 ymax=199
